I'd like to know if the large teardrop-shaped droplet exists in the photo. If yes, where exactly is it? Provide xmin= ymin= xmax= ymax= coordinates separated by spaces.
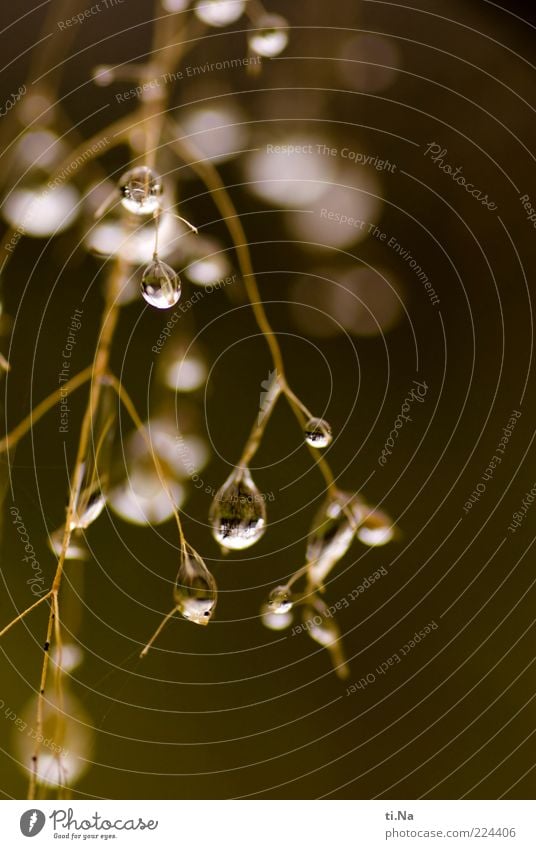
xmin=70 ymin=378 xmax=116 ymax=531
xmin=304 ymin=417 xmax=332 ymax=448
xmin=306 ymin=490 xmax=364 ymax=586
xmin=248 ymin=14 xmax=289 ymax=57
xmin=118 ymin=166 xmax=162 ymax=215
xmin=141 ymin=257 xmax=181 ymax=309
xmin=209 ymin=466 xmax=266 ymax=550
xmin=174 ymin=545 xmax=217 ymax=625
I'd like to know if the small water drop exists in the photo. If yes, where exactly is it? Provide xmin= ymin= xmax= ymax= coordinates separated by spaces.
xmin=268 ymin=585 xmax=293 ymax=614
xmin=249 ymin=15 xmax=289 ymax=57
xmin=209 ymin=466 xmax=267 ymax=550
xmin=118 ymin=166 xmax=162 ymax=215
xmin=141 ymin=257 xmax=181 ymax=309
xmin=49 ymin=526 xmax=89 ymax=560
xmin=194 ymin=0 xmax=246 ymax=27
xmin=357 ymin=508 xmax=395 ymax=546
xmin=174 ymin=545 xmax=217 ymax=625
xmin=261 ymin=603 xmax=293 ymax=631
xmin=268 ymin=586 xmax=294 ymax=616
xmin=304 ymin=417 xmax=332 ymax=448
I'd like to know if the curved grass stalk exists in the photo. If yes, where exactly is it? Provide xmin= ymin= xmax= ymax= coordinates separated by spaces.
xmin=168 ymin=125 xmax=337 ymax=496
xmin=0 ymin=366 xmax=93 ymax=455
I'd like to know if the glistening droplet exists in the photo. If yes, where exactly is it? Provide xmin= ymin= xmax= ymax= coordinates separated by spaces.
xmin=357 ymin=508 xmax=395 ymax=546
xmin=118 ymin=166 xmax=162 ymax=215
xmin=209 ymin=466 xmax=266 ymax=550
xmin=141 ymin=257 xmax=181 ymax=309
xmin=261 ymin=603 xmax=293 ymax=631
xmin=268 ymin=585 xmax=293 ymax=614
xmin=248 ymin=15 xmax=289 ymax=57
xmin=174 ymin=545 xmax=217 ymax=625
xmin=49 ymin=526 xmax=89 ymax=560
xmin=304 ymin=417 xmax=332 ymax=448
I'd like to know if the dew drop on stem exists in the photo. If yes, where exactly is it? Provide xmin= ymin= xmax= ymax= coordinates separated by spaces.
xmin=209 ymin=466 xmax=267 ymax=551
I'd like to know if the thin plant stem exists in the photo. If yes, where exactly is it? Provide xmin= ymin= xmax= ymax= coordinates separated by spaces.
xmin=0 ymin=365 xmax=93 ymax=455
xmin=169 ymin=127 xmax=337 ymax=496
xmin=238 ymin=378 xmax=282 ymax=467
xmin=140 ymin=606 xmax=177 ymax=658
xmin=28 ymin=258 xmax=124 ymax=799
xmin=0 ymin=590 xmax=52 ymax=640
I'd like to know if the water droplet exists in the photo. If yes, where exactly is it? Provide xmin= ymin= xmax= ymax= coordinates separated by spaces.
xmin=174 ymin=545 xmax=217 ymax=625
xmin=92 ymin=65 xmax=115 ymax=86
xmin=304 ymin=417 xmax=332 ymax=448
xmin=249 ymin=15 xmax=289 ymax=57
xmin=306 ymin=490 xmax=364 ymax=586
xmin=357 ymin=508 xmax=395 ymax=546
xmin=194 ymin=0 xmax=246 ymax=27
xmin=303 ymin=604 xmax=338 ymax=647
xmin=261 ymin=603 xmax=293 ymax=631
xmin=268 ymin=585 xmax=293 ymax=614
xmin=14 ymin=688 xmax=93 ymax=789
xmin=118 ymin=166 xmax=162 ymax=215
xmin=209 ymin=467 xmax=267 ymax=550
xmin=49 ymin=526 xmax=89 ymax=560
xmin=141 ymin=257 xmax=181 ymax=309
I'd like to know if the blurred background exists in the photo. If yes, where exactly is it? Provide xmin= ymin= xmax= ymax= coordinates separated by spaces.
xmin=0 ymin=0 xmax=535 ymax=799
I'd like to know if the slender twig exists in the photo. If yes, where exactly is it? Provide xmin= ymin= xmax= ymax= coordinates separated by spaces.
xmin=169 ymin=127 xmax=337 ymax=495
xmin=139 ymin=607 xmax=176 ymax=658
xmin=0 ymin=366 xmax=93 ymax=455
xmin=0 ymin=590 xmax=52 ymax=640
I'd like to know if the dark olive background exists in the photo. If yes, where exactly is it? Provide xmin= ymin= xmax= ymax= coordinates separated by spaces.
xmin=0 ymin=0 xmax=534 ymax=799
